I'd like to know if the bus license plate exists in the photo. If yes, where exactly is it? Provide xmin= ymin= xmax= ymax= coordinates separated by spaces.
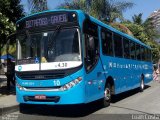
xmin=35 ymin=95 xmax=46 ymax=100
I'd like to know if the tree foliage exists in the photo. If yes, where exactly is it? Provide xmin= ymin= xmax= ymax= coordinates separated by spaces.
xmin=27 ymin=0 xmax=48 ymax=14
xmin=0 ymin=0 xmax=24 ymax=55
xmin=59 ymin=0 xmax=134 ymax=38
xmin=110 ymin=22 xmax=133 ymax=35
xmin=58 ymin=0 xmax=134 ymax=23
xmin=0 ymin=13 xmax=15 ymax=46
xmin=0 ymin=0 xmax=24 ymax=23
xmin=132 ymin=13 xmax=143 ymax=25
xmin=131 ymin=13 xmax=160 ymax=40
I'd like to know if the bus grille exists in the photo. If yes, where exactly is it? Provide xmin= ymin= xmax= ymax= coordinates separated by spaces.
xmin=16 ymin=72 xmax=65 ymax=80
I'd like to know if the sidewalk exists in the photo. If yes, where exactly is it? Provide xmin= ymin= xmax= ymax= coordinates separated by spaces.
xmin=0 ymin=95 xmax=19 ymax=115
xmin=0 ymin=75 xmax=19 ymax=115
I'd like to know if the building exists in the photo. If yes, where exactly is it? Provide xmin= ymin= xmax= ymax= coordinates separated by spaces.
xmin=149 ymin=9 xmax=160 ymax=44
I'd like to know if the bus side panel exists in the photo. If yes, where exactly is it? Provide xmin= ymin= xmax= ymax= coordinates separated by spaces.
xmin=143 ymin=62 xmax=153 ymax=84
xmin=84 ymin=60 xmax=106 ymax=103
xmin=100 ymin=56 xmax=129 ymax=94
xmin=100 ymin=56 xmax=153 ymax=95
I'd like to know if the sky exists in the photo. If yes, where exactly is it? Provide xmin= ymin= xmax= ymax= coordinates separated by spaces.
xmin=21 ymin=0 xmax=160 ymax=21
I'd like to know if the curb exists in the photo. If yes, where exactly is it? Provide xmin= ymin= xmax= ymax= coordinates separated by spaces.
xmin=0 ymin=104 xmax=19 ymax=115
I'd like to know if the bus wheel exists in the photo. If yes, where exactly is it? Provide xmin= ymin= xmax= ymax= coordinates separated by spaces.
xmin=102 ymin=83 xmax=111 ymax=107
xmin=140 ymin=76 xmax=145 ymax=92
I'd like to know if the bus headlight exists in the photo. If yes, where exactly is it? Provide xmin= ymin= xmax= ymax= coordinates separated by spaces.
xmin=16 ymin=83 xmax=24 ymax=91
xmin=59 ymin=77 xmax=82 ymax=91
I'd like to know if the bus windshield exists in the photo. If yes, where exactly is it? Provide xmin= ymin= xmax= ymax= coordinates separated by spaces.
xmin=16 ymin=28 xmax=81 ymax=65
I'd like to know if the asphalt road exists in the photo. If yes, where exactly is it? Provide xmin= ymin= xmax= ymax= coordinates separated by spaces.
xmin=1 ymin=80 xmax=160 ymax=120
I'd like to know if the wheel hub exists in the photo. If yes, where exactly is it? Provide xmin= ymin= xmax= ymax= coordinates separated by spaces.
xmin=104 ymin=88 xmax=111 ymax=101
xmin=141 ymin=80 xmax=144 ymax=89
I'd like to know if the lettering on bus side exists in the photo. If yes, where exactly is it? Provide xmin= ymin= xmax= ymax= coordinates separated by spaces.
xmin=108 ymin=62 xmax=149 ymax=69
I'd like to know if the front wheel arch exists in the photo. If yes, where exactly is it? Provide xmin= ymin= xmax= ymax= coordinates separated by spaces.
xmin=105 ymin=76 xmax=115 ymax=95
xmin=100 ymin=76 xmax=115 ymax=107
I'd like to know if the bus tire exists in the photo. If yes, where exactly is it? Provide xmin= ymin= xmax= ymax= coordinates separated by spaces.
xmin=101 ymin=83 xmax=111 ymax=107
xmin=140 ymin=76 xmax=145 ymax=92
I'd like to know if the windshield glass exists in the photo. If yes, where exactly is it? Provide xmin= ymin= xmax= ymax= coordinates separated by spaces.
xmin=16 ymin=28 xmax=81 ymax=65
xmin=42 ymin=28 xmax=81 ymax=62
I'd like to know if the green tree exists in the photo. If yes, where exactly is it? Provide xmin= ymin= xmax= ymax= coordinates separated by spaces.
xmin=132 ymin=13 xmax=143 ymax=25
xmin=58 ymin=0 xmax=134 ymax=23
xmin=0 ymin=0 xmax=24 ymax=56
xmin=59 ymin=0 xmax=134 ymax=35
xmin=0 ymin=0 xmax=24 ymax=23
xmin=0 ymin=13 xmax=15 ymax=48
xmin=28 ymin=0 xmax=48 ymax=14
xmin=100 ymin=0 xmax=134 ymax=23
xmin=131 ymin=13 xmax=159 ymax=40
xmin=59 ymin=0 xmax=86 ymax=10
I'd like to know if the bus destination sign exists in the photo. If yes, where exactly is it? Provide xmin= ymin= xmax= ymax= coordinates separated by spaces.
xmin=26 ymin=14 xmax=67 ymax=28
xmin=17 ymin=12 xmax=77 ymax=30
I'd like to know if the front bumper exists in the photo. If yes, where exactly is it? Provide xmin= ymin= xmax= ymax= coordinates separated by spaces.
xmin=16 ymin=81 xmax=85 ymax=105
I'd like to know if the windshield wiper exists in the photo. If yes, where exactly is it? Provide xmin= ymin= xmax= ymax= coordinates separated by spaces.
xmin=48 ymin=25 xmax=61 ymax=50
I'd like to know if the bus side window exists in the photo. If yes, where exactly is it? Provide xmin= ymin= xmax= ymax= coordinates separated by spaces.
xmin=113 ymin=33 xmax=123 ymax=58
xmin=147 ymin=49 xmax=152 ymax=62
xmin=83 ymin=20 xmax=99 ymax=72
xmin=141 ymin=46 xmax=145 ymax=61
xmin=101 ymin=29 xmax=114 ymax=56
xmin=144 ymin=48 xmax=148 ymax=61
xmin=136 ymin=44 xmax=141 ymax=60
xmin=123 ymin=38 xmax=130 ymax=59
xmin=130 ymin=41 xmax=136 ymax=59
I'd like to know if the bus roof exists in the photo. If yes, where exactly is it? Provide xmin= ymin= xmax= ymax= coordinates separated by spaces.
xmin=16 ymin=9 xmax=151 ymax=49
